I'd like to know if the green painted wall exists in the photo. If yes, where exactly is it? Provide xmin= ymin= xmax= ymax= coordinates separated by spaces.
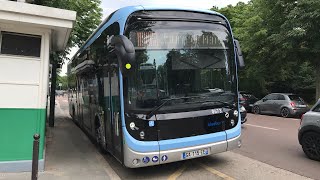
xmin=0 ymin=109 xmax=46 ymax=161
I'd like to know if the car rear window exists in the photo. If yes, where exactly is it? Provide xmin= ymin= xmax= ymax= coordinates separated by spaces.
xmin=242 ymin=93 xmax=256 ymax=99
xmin=313 ymin=103 xmax=320 ymax=112
xmin=288 ymin=95 xmax=303 ymax=102
xmin=242 ymin=94 xmax=250 ymax=98
xmin=277 ymin=95 xmax=286 ymax=100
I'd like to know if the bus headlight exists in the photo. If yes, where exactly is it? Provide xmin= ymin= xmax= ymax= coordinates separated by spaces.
xmin=240 ymin=106 xmax=246 ymax=112
xmin=230 ymin=119 xmax=235 ymax=127
xmin=130 ymin=122 xmax=136 ymax=130
xmin=125 ymin=114 xmax=158 ymax=141
xmin=140 ymin=131 xmax=145 ymax=139
xmin=225 ymin=112 xmax=230 ymax=118
xmin=132 ymin=159 xmax=140 ymax=166
xmin=233 ymin=110 xmax=239 ymax=117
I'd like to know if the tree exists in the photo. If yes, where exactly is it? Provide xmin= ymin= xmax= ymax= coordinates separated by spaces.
xmin=212 ymin=2 xmax=272 ymax=97
xmin=279 ymin=0 xmax=320 ymax=100
xmin=248 ymin=0 xmax=318 ymax=100
xmin=33 ymin=0 xmax=103 ymax=63
xmin=211 ymin=0 xmax=317 ymax=101
xmin=57 ymin=75 xmax=68 ymax=90
xmin=33 ymin=0 xmax=102 ymax=127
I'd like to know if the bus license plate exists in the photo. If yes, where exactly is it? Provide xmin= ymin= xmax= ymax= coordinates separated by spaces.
xmin=182 ymin=148 xmax=209 ymax=159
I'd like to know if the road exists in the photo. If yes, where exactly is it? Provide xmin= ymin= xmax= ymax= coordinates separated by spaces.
xmin=56 ymin=96 xmax=318 ymax=180
xmin=235 ymin=114 xmax=320 ymax=180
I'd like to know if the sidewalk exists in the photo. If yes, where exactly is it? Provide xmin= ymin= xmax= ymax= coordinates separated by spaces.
xmin=0 ymin=97 xmax=120 ymax=180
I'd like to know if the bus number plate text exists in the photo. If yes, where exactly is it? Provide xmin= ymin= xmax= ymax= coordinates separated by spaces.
xmin=182 ymin=148 xmax=209 ymax=159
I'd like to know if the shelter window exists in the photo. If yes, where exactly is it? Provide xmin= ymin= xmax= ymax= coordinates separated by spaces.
xmin=0 ymin=31 xmax=41 ymax=57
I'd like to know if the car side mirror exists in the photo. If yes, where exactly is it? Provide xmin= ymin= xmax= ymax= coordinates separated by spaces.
xmin=263 ymin=98 xmax=267 ymax=102
xmin=234 ymin=39 xmax=245 ymax=69
xmin=110 ymin=35 xmax=135 ymax=76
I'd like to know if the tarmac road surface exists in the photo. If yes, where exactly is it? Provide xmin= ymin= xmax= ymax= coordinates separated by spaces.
xmin=234 ymin=113 xmax=320 ymax=180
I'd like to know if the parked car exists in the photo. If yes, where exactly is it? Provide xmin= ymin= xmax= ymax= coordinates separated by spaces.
xmin=240 ymin=105 xmax=247 ymax=124
xmin=252 ymin=93 xmax=309 ymax=118
xmin=298 ymin=99 xmax=320 ymax=161
xmin=239 ymin=91 xmax=258 ymax=112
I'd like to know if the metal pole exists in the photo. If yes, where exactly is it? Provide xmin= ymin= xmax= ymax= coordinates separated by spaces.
xmin=31 ymin=134 xmax=40 ymax=180
xmin=49 ymin=61 xmax=57 ymax=127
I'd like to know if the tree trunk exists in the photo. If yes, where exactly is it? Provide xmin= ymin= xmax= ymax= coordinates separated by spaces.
xmin=316 ymin=61 xmax=320 ymax=101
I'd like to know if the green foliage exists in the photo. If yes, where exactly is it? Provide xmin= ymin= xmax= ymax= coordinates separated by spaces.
xmin=57 ymin=75 xmax=68 ymax=90
xmin=34 ymin=0 xmax=103 ymax=64
xmin=211 ymin=0 xmax=318 ymax=101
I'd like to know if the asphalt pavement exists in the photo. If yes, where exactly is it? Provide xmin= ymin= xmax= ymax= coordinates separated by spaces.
xmin=234 ymin=114 xmax=320 ymax=180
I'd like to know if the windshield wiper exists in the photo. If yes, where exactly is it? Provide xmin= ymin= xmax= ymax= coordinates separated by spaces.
xmin=198 ymin=100 xmax=235 ymax=108
xmin=145 ymin=96 xmax=199 ymax=119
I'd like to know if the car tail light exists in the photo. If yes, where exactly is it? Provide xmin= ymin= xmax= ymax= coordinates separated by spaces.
xmin=240 ymin=97 xmax=247 ymax=101
xmin=290 ymin=101 xmax=296 ymax=107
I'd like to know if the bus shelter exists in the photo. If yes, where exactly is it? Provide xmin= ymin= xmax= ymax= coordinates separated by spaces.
xmin=0 ymin=0 xmax=76 ymax=172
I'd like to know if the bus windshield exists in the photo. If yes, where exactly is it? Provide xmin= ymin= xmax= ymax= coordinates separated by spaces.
xmin=125 ymin=21 xmax=236 ymax=114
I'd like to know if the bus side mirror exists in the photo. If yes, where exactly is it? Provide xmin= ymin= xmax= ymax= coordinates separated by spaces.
xmin=234 ymin=39 xmax=245 ymax=69
xmin=110 ymin=35 xmax=135 ymax=76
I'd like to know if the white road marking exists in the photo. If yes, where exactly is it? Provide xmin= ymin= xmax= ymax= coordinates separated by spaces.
xmin=245 ymin=123 xmax=279 ymax=131
xmin=286 ymin=118 xmax=300 ymax=121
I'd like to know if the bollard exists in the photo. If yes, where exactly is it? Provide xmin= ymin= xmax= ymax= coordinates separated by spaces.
xmin=31 ymin=134 xmax=40 ymax=180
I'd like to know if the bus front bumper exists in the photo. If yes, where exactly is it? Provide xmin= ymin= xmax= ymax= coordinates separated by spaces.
xmin=123 ymin=135 xmax=241 ymax=168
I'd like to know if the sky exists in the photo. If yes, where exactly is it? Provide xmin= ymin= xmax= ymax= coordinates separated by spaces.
xmin=61 ymin=0 xmax=249 ymax=75
xmin=101 ymin=0 xmax=249 ymax=18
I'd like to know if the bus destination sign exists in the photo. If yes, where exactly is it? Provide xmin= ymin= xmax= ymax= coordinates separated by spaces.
xmin=130 ymin=31 xmax=225 ymax=49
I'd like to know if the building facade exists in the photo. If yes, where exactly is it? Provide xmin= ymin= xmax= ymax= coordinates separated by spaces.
xmin=0 ymin=0 xmax=76 ymax=172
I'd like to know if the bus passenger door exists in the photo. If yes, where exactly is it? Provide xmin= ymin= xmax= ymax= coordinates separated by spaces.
xmin=100 ymin=66 xmax=122 ymax=160
xmin=89 ymin=77 xmax=99 ymax=136
xmin=102 ymin=70 xmax=113 ymax=153
xmin=109 ymin=68 xmax=123 ymax=161
xmin=82 ymin=76 xmax=93 ymax=131
xmin=77 ymin=78 xmax=84 ymax=127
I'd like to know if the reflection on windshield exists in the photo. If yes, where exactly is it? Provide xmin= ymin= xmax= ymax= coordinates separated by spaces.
xmin=127 ymin=49 xmax=235 ymax=112
xmin=126 ymin=21 xmax=236 ymax=113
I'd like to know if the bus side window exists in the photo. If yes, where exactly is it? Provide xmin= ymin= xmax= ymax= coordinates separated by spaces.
xmin=105 ymin=23 xmax=120 ymax=63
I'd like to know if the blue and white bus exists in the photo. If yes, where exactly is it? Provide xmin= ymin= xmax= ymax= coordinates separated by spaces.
xmin=68 ymin=6 xmax=245 ymax=168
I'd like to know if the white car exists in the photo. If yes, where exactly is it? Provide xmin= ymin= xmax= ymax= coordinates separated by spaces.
xmin=298 ymin=99 xmax=320 ymax=161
